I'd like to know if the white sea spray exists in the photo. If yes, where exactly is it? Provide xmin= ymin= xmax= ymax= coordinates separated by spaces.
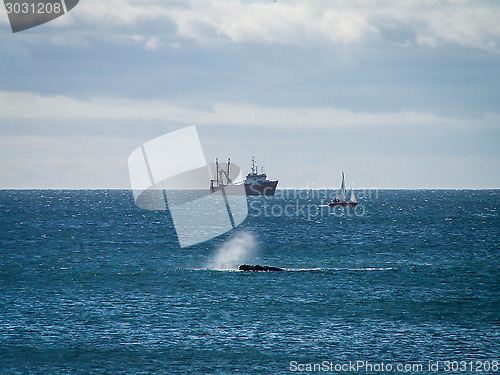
xmin=207 ymin=232 xmax=257 ymax=270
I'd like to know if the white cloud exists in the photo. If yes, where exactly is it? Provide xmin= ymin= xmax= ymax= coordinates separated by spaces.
xmin=1 ymin=91 xmax=491 ymax=129
xmin=2 ymin=0 xmax=499 ymax=51
xmin=145 ymin=37 xmax=161 ymax=51
xmin=65 ymin=0 xmax=500 ymax=51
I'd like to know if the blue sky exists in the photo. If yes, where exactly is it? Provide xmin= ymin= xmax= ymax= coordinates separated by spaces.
xmin=1 ymin=0 xmax=499 ymax=189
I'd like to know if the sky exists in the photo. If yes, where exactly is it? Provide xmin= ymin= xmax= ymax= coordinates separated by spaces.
xmin=0 ymin=0 xmax=499 ymax=189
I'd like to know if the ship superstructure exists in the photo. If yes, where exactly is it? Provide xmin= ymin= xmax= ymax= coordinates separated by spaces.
xmin=243 ymin=157 xmax=278 ymax=196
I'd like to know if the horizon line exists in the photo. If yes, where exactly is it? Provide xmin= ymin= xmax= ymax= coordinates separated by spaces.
xmin=1 ymin=187 xmax=498 ymax=191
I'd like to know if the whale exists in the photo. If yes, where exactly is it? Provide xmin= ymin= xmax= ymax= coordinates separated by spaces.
xmin=238 ymin=264 xmax=284 ymax=272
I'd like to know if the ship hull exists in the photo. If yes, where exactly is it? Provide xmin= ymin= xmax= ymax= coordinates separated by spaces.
xmin=328 ymin=202 xmax=358 ymax=207
xmin=210 ymin=180 xmax=278 ymax=196
xmin=210 ymin=184 xmax=246 ymax=195
xmin=245 ymin=180 xmax=278 ymax=196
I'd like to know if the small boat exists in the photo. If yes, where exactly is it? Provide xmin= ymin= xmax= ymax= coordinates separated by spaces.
xmin=328 ymin=172 xmax=358 ymax=207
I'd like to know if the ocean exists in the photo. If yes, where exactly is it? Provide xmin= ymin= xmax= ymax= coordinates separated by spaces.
xmin=0 ymin=189 xmax=498 ymax=374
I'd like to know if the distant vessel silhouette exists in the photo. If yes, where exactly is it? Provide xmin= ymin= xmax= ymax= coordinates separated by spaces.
xmin=328 ymin=172 xmax=358 ymax=207
xmin=210 ymin=157 xmax=278 ymax=196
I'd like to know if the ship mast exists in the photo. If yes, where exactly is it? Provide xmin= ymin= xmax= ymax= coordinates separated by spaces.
xmin=216 ymin=158 xmax=219 ymax=186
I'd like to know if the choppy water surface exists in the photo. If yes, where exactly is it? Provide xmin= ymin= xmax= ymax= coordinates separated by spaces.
xmin=0 ymin=190 xmax=498 ymax=374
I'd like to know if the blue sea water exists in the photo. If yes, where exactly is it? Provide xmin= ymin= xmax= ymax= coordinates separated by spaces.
xmin=0 ymin=189 xmax=498 ymax=374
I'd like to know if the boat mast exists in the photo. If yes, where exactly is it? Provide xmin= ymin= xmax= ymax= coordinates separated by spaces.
xmin=342 ymin=172 xmax=346 ymax=197
xmin=339 ymin=172 xmax=346 ymax=201
xmin=216 ymin=158 xmax=219 ymax=186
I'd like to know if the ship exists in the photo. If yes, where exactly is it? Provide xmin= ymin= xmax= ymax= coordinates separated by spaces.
xmin=210 ymin=157 xmax=278 ymax=196
xmin=243 ymin=157 xmax=279 ymax=196
xmin=328 ymin=172 xmax=358 ymax=207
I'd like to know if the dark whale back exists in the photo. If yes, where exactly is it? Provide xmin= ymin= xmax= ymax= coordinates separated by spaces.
xmin=238 ymin=264 xmax=284 ymax=272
